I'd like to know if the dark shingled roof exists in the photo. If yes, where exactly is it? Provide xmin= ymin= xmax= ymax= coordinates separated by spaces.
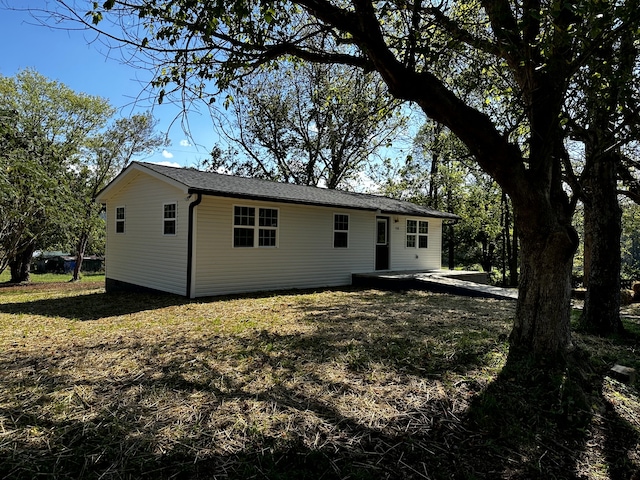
xmin=137 ymin=162 xmax=459 ymax=220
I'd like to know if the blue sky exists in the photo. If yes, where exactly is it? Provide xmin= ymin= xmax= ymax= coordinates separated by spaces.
xmin=0 ymin=4 xmax=218 ymax=168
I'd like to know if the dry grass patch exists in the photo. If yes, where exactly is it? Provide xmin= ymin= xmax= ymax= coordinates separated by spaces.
xmin=0 ymin=284 xmax=638 ymax=479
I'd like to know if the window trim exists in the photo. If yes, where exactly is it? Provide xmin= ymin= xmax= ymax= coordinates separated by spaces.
xmin=333 ymin=213 xmax=350 ymax=248
xmin=115 ymin=206 xmax=125 ymax=234
xmin=163 ymin=202 xmax=177 ymax=236
xmin=258 ymin=207 xmax=279 ymax=248
xmin=232 ymin=205 xmax=279 ymax=248
xmin=406 ymin=219 xmax=428 ymax=249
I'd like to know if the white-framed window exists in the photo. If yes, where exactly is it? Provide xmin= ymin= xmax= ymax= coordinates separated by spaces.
xmin=115 ymin=206 xmax=125 ymax=234
xmin=163 ymin=202 xmax=177 ymax=235
xmin=233 ymin=206 xmax=255 ymax=247
xmin=233 ymin=205 xmax=279 ymax=247
xmin=333 ymin=214 xmax=349 ymax=248
xmin=406 ymin=219 xmax=428 ymax=248
xmin=258 ymin=207 xmax=278 ymax=247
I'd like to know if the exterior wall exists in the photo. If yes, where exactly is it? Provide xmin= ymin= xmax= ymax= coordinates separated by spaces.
xmin=101 ymin=169 xmax=446 ymax=298
xmin=104 ymin=172 xmax=189 ymax=295
xmin=388 ymin=216 xmax=443 ymax=271
xmin=193 ymin=196 xmax=376 ymax=297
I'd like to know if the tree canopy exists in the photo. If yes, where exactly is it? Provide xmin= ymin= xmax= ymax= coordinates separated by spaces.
xmin=0 ymin=69 xmax=164 ymax=282
xmin=208 ymin=62 xmax=405 ymax=189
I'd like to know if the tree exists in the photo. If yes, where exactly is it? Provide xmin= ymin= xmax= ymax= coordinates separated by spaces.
xmin=0 ymin=109 xmax=53 ymax=277
xmin=563 ymin=3 xmax=639 ymax=335
xmin=46 ymin=0 xmax=640 ymax=361
xmin=68 ymin=112 xmax=165 ymax=281
xmin=381 ymin=121 xmax=518 ymax=282
xmin=0 ymin=69 xmax=112 ymax=282
xmin=620 ymin=198 xmax=640 ymax=280
xmin=208 ymin=62 xmax=404 ymax=189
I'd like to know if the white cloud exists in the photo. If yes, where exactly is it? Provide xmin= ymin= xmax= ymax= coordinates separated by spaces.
xmin=215 ymin=165 xmax=232 ymax=175
xmin=152 ymin=160 xmax=181 ymax=168
xmin=179 ymin=139 xmax=192 ymax=147
xmin=162 ymin=149 xmax=174 ymax=159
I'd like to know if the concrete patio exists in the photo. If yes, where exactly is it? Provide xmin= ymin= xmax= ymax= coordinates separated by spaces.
xmin=352 ymin=270 xmax=518 ymax=300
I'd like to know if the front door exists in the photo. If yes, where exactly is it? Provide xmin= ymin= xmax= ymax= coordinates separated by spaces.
xmin=375 ymin=217 xmax=389 ymax=270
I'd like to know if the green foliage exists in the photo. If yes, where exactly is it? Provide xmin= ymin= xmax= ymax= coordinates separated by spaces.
xmin=0 ymin=70 xmax=113 ymax=279
xmin=0 ymin=70 xmax=163 ymax=281
xmin=379 ymin=121 xmax=515 ymax=280
xmin=67 ymin=112 xmax=165 ymax=261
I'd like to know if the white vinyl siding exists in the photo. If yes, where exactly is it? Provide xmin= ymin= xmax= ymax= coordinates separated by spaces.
xmin=194 ymin=197 xmax=374 ymax=297
xmin=390 ymin=216 xmax=443 ymax=271
xmin=103 ymin=172 xmax=188 ymax=295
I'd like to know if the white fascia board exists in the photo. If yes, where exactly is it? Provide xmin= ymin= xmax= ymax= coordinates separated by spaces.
xmin=96 ymin=162 xmax=189 ymax=203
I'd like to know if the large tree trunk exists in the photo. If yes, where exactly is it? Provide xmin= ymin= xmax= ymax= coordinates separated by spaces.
xmin=510 ymin=223 xmax=577 ymax=360
xmin=580 ymin=153 xmax=624 ymax=335
xmin=507 ymin=175 xmax=578 ymax=360
xmin=9 ymin=243 xmax=35 ymax=283
xmin=372 ymin=43 xmax=576 ymax=361
xmin=576 ymin=13 xmax=632 ymax=336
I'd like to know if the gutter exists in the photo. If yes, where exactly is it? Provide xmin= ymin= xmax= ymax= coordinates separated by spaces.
xmin=187 ymin=188 xmax=460 ymax=220
xmin=186 ymin=193 xmax=203 ymax=298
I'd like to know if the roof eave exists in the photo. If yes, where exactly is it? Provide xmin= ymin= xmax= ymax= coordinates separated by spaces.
xmin=188 ymin=187 xmax=458 ymax=219
xmin=96 ymin=162 xmax=189 ymax=203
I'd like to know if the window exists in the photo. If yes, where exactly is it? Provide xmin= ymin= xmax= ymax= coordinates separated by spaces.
xmin=258 ymin=208 xmax=278 ymax=247
xmin=407 ymin=219 xmax=428 ymax=248
xmin=334 ymin=214 xmax=349 ymax=248
xmin=115 ymin=206 xmax=125 ymax=234
xmin=377 ymin=219 xmax=387 ymax=245
xmin=418 ymin=220 xmax=429 ymax=248
xmin=234 ymin=206 xmax=255 ymax=247
xmin=163 ymin=203 xmax=177 ymax=235
xmin=233 ymin=206 xmax=278 ymax=247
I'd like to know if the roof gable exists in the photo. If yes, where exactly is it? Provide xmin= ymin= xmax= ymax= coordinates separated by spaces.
xmin=96 ymin=163 xmax=189 ymax=202
xmin=99 ymin=161 xmax=459 ymax=220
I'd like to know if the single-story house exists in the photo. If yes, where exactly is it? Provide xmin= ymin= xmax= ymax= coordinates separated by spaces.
xmin=96 ymin=162 xmax=459 ymax=298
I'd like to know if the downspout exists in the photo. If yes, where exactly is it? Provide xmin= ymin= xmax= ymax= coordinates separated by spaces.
xmin=186 ymin=192 xmax=203 ymax=298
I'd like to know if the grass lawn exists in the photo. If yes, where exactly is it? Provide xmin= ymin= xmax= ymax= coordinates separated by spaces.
xmin=0 ymin=270 xmax=105 ymax=284
xmin=0 ymin=283 xmax=638 ymax=479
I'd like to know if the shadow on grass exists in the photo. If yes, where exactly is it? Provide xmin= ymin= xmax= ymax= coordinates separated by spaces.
xmin=0 ymin=289 xmax=638 ymax=479
xmin=0 ymin=285 xmax=357 ymax=321
xmin=0 ymin=291 xmax=188 ymax=320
